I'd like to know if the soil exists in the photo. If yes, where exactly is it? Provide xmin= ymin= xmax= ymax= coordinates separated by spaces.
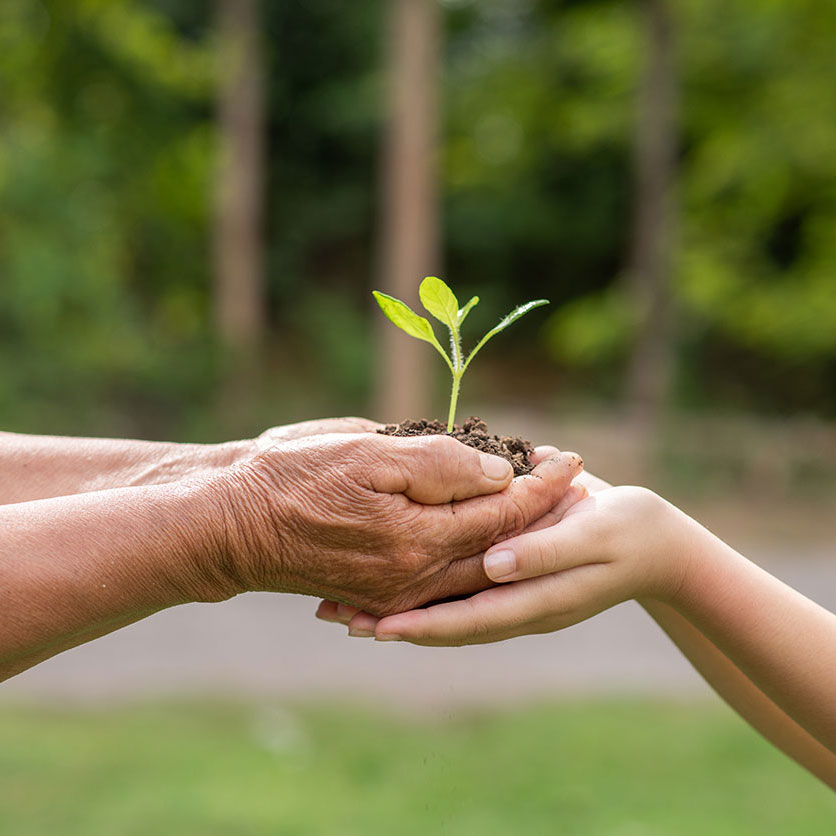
xmin=378 ymin=416 xmax=535 ymax=477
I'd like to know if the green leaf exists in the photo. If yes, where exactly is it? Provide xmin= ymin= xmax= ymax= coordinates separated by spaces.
xmin=372 ymin=290 xmax=453 ymax=372
xmin=373 ymin=290 xmax=437 ymax=342
xmin=457 ymin=296 xmax=480 ymax=326
xmin=464 ymin=299 xmax=550 ymax=370
xmin=419 ymin=277 xmax=459 ymax=331
xmin=489 ymin=299 xmax=550 ymax=337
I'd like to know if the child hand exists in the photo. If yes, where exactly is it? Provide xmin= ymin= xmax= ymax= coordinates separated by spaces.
xmin=348 ymin=485 xmax=694 ymax=646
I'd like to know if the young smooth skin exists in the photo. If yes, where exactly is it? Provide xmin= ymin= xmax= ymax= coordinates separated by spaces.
xmin=322 ymin=460 xmax=836 ymax=790
xmin=0 ymin=425 xmax=582 ymax=681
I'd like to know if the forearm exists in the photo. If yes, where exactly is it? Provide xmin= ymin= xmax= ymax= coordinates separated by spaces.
xmin=641 ymin=599 xmax=836 ymax=790
xmin=0 ymin=431 xmax=251 ymax=504
xmin=0 ymin=481 xmax=235 ymax=681
xmin=581 ymin=472 xmax=836 ymax=779
xmin=666 ymin=520 xmax=836 ymax=755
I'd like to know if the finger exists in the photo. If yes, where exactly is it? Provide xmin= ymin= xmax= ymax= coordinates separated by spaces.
xmin=424 ymin=451 xmax=584 ymax=556
xmin=422 ymin=551 xmax=495 ymax=604
xmin=335 ymin=603 xmax=361 ymax=624
xmin=315 ymin=600 xmax=341 ymax=622
xmin=375 ymin=565 xmax=615 ymax=647
xmin=574 ymin=470 xmax=612 ymax=494
xmin=364 ymin=553 xmax=494 ymax=619
xmin=271 ymin=417 xmax=382 ymax=443
xmin=373 ymin=580 xmax=550 ymax=646
xmin=483 ymin=504 xmax=600 ymax=582
xmin=523 ymin=483 xmax=589 ymax=534
xmin=335 ymin=416 xmax=383 ymax=434
xmin=550 ymin=481 xmax=590 ymax=522
xmin=348 ymin=610 xmax=380 ymax=637
xmin=368 ymin=434 xmax=514 ymax=504
xmin=529 ymin=445 xmax=561 ymax=466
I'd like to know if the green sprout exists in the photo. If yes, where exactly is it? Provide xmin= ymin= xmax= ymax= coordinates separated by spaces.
xmin=373 ymin=277 xmax=549 ymax=432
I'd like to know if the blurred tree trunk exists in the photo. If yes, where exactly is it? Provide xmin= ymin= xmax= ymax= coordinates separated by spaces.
xmin=213 ymin=0 xmax=266 ymax=414
xmin=625 ymin=0 xmax=678 ymax=453
xmin=375 ymin=0 xmax=441 ymax=422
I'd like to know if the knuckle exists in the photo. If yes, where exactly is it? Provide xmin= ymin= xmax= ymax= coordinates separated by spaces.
xmin=370 ymin=434 xmax=425 ymax=471
xmin=499 ymin=496 xmax=528 ymax=538
xmin=463 ymin=598 xmax=495 ymax=640
xmin=346 ymin=433 xmax=384 ymax=463
xmin=392 ymin=497 xmax=427 ymax=530
xmin=341 ymin=415 xmax=377 ymax=429
xmin=419 ymin=433 xmax=458 ymax=454
xmin=373 ymin=590 xmax=414 ymax=618
xmin=627 ymin=485 xmax=660 ymax=509
xmin=417 ymin=435 xmax=469 ymax=469
xmin=530 ymin=542 xmax=551 ymax=576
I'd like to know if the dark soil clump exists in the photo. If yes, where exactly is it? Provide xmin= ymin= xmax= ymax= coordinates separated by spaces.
xmin=379 ymin=416 xmax=535 ymax=477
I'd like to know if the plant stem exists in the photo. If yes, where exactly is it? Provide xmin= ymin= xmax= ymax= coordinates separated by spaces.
xmin=447 ymin=373 xmax=462 ymax=433
xmin=446 ymin=321 xmax=464 ymax=433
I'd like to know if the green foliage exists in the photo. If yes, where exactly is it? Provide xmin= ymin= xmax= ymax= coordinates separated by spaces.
xmin=677 ymin=0 xmax=836 ymax=358
xmin=547 ymin=286 xmax=635 ymax=368
xmin=374 ymin=278 xmax=547 ymax=429
xmin=0 ymin=0 xmax=216 ymax=435
xmin=539 ymin=0 xmax=836 ymax=411
xmin=2 ymin=0 xmax=836 ymax=433
xmin=371 ymin=290 xmax=452 ymax=366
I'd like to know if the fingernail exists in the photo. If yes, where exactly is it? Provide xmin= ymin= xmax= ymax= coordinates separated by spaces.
xmin=348 ymin=628 xmax=375 ymax=638
xmin=336 ymin=604 xmax=356 ymax=623
xmin=481 ymin=454 xmax=513 ymax=481
xmin=375 ymin=633 xmax=402 ymax=642
xmin=485 ymin=549 xmax=516 ymax=580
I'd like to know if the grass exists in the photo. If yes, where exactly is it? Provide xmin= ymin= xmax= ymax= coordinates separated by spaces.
xmin=0 ymin=699 xmax=833 ymax=835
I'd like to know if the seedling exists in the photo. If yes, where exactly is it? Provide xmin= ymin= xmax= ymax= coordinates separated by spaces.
xmin=373 ymin=277 xmax=549 ymax=432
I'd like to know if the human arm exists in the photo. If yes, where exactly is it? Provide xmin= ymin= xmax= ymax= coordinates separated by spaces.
xmin=0 ymin=417 xmax=378 ymax=505
xmin=0 ymin=430 xmax=248 ymax=505
xmin=559 ymin=472 xmax=836 ymax=784
xmin=350 ymin=477 xmax=836 ymax=786
xmin=641 ymin=598 xmax=836 ymax=789
xmin=0 ymin=432 xmax=581 ymax=681
xmin=0 ymin=481 xmax=226 ymax=681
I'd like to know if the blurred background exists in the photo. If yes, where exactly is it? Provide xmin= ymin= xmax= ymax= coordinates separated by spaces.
xmin=1 ymin=0 xmax=835 ymax=832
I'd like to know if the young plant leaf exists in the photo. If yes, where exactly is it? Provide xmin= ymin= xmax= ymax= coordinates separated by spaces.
xmin=373 ymin=279 xmax=548 ymax=433
xmin=419 ymin=276 xmax=459 ymax=331
xmin=372 ymin=290 xmax=453 ymax=371
xmin=457 ymin=295 xmax=480 ymax=326
xmin=464 ymin=299 xmax=550 ymax=370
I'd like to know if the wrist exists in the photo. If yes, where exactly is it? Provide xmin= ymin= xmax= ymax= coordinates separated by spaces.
xmin=200 ymin=438 xmax=257 ymax=472
xmin=196 ymin=453 xmax=294 ymax=599
xmin=664 ymin=520 xmax=750 ymax=619
xmin=153 ymin=476 xmax=252 ymax=604
xmin=648 ymin=499 xmax=719 ymax=607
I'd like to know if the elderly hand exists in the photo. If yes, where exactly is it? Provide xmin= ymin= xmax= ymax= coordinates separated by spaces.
xmin=253 ymin=417 xmax=382 ymax=450
xmin=204 ymin=434 xmax=583 ymax=616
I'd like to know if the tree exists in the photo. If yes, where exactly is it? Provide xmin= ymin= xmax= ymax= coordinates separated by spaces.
xmin=624 ymin=0 xmax=678 ymax=436
xmin=375 ymin=0 xmax=442 ymax=421
xmin=214 ymin=0 xmax=266 ymax=361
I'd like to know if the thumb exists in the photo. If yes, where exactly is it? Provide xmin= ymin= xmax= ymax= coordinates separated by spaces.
xmin=483 ymin=503 xmax=597 ymax=582
xmin=368 ymin=434 xmax=513 ymax=504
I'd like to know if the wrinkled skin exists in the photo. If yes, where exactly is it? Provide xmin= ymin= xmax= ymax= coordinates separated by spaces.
xmin=210 ymin=432 xmax=583 ymax=616
xmin=253 ymin=417 xmax=382 ymax=450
